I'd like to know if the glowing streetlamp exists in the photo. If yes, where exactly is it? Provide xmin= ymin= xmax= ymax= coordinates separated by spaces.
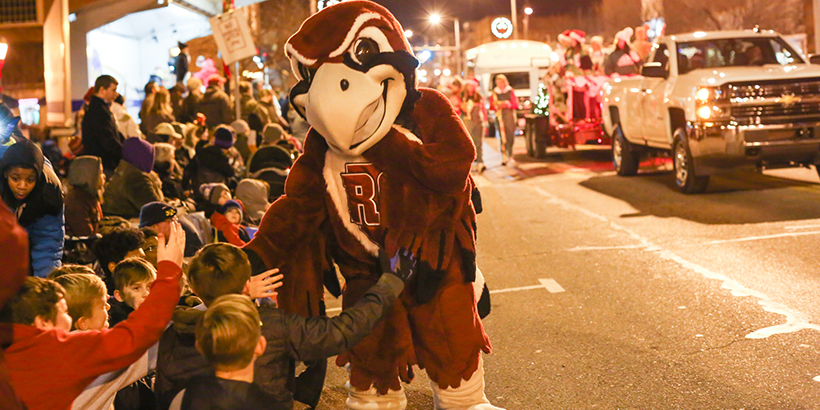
xmin=523 ymin=6 xmax=533 ymax=39
xmin=524 ymin=7 xmax=533 ymax=15
xmin=428 ymin=13 xmax=461 ymax=76
xmin=404 ymin=29 xmax=413 ymax=39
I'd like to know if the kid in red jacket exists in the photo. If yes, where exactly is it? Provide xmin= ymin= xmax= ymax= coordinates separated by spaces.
xmin=0 ymin=221 xmax=186 ymax=410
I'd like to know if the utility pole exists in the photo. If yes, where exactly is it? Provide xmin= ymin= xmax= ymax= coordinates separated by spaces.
xmin=510 ymin=0 xmax=518 ymax=39
xmin=454 ymin=18 xmax=461 ymax=76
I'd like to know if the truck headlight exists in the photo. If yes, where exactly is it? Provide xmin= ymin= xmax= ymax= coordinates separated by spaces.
xmin=696 ymin=87 xmax=713 ymax=102
xmin=697 ymin=105 xmax=713 ymax=120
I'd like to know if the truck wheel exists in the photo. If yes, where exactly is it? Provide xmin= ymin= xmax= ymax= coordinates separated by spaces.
xmin=534 ymin=137 xmax=548 ymax=159
xmin=612 ymin=125 xmax=640 ymax=176
xmin=673 ymin=132 xmax=709 ymax=194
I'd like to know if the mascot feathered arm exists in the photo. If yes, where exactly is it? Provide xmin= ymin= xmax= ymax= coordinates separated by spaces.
xmin=243 ymin=133 xmax=332 ymax=316
xmin=365 ymin=89 xmax=475 ymax=194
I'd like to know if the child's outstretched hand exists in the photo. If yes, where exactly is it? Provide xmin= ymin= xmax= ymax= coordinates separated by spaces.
xmin=156 ymin=221 xmax=186 ymax=267
xmin=244 ymin=269 xmax=283 ymax=300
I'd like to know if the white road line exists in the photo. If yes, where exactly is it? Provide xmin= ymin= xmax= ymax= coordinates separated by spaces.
xmin=566 ymin=244 xmax=646 ymax=252
xmin=539 ymin=278 xmax=566 ymax=293
xmin=528 ymin=184 xmax=820 ymax=341
xmin=705 ymin=231 xmax=820 ymax=245
xmin=784 ymin=224 xmax=820 ymax=231
xmin=491 ymin=284 xmax=545 ymax=294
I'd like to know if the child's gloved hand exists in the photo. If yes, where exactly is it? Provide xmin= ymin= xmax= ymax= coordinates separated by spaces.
xmin=379 ymin=247 xmax=416 ymax=283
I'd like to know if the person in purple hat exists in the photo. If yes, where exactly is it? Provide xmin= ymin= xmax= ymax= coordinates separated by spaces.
xmin=103 ymin=137 xmax=164 ymax=218
xmin=182 ymin=125 xmax=236 ymax=197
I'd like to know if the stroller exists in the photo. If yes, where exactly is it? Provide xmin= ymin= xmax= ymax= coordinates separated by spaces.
xmin=246 ymin=145 xmax=296 ymax=202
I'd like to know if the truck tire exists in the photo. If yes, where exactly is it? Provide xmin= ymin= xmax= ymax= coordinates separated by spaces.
xmin=612 ymin=125 xmax=640 ymax=176
xmin=672 ymin=130 xmax=710 ymax=194
xmin=534 ymin=136 xmax=548 ymax=159
xmin=525 ymin=121 xmax=536 ymax=157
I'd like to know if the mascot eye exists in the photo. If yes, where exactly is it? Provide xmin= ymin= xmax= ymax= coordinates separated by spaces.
xmin=353 ymin=38 xmax=380 ymax=65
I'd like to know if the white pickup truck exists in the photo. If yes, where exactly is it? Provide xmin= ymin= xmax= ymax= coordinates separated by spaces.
xmin=602 ymin=30 xmax=820 ymax=193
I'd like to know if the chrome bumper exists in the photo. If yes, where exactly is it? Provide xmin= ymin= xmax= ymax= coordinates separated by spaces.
xmin=688 ymin=122 xmax=820 ymax=174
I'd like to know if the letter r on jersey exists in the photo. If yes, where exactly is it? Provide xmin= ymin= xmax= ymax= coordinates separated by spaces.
xmin=341 ymin=163 xmax=384 ymax=227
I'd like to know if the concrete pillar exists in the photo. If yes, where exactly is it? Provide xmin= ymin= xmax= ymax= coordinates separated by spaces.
xmin=43 ymin=0 xmax=71 ymax=126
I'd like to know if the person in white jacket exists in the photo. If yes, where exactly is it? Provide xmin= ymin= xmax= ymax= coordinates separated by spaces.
xmin=112 ymin=94 xmax=142 ymax=139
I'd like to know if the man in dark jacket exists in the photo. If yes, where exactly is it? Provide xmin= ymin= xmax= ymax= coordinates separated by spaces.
xmin=197 ymin=75 xmax=234 ymax=128
xmin=239 ymin=81 xmax=270 ymax=127
xmin=154 ymin=243 xmax=414 ymax=410
xmin=175 ymin=42 xmax=190 ymax=85
xmin=81 ymin=75 xmax=124 ymax=175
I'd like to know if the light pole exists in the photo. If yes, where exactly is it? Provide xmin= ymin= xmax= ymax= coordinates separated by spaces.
xmin=428 ymin=13 xmax=461 ymax=76
xmin=0 ymin=41 xmax=7 ymax=93
xmin=510 ymin=0 xmax=518 ymax=39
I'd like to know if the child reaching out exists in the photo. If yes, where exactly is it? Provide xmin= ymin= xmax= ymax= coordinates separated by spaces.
xmin=0 ymin=220 xmax=186 ymax=410
xmin=210 ymin=199 xmax=250 ymax=246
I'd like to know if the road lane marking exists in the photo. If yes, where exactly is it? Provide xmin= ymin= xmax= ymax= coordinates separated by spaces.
xmin=539 ymin=279 xmax=565 ymax=293
xmin=324 ymin=278 xmax=566 ymax=314
xmin=528 ymin=185 xmax=820 ymax=342
xmin=705 ymin=231 xmax=820 ymax=245
xmin=566 ymin=244 xmax=646 ymax=252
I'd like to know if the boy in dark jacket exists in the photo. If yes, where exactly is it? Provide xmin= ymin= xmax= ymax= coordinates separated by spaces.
xmin=169 ymin=295 xmax=278 ymax=410
xmin=108 ymin=258 xmax=156 ymax=326
xmin=102 ymin=137 xmax=164 ymax=218
xmin=155 ymin=243 xmax=415 ymax=410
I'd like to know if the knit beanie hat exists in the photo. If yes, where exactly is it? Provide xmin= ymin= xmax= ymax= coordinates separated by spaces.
xmin=199 ymin=182 xmax=231 ymax=205
xmin=230 ymin=120 xmax=250 ymax=135
xmin=122 ymin=137 xmax=155 ymax=173
xmin=139 ymin=201 xmax=177 ymax=228
xmin=262 ymin=123 xmax=285 ymax=145
xmin=213 ymin=125 xmax=235 ymax=149
xmin=220 ymin=199 xmax=244 ymax=220
xmin=153 ymin=142 xmax=175 ymax=164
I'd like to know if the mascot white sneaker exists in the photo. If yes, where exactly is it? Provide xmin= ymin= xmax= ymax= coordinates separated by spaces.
xmin=244 ymin=2 xmax=504 ymax=409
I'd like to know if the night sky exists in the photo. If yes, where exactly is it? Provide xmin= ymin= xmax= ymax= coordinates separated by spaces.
xmin=370 ymin=0 xmax=596 ymax=30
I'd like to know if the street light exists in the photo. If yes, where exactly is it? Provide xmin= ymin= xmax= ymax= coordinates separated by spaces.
xmin=524 ymin=7 xmax=533 ymax=15
xmin=523 ymin=7 xmax=533 ymax=39
xmin=428 ymin=13 xmax=461 ymax=76
xmin=404 ymin=29 xmax=413 ymax=39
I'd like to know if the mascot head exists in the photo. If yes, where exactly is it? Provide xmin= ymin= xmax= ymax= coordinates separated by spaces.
xmin=286 ymin=0 xmax=420 ymax=157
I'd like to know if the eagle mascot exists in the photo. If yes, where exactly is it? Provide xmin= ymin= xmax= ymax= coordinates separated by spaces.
xmin=244 ymin=2 xmax=502 ymax=409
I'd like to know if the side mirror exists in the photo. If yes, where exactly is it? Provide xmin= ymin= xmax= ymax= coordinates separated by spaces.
xmin=642 ymin=62 xmax=668 ymax=78
xmin=809 ymin=54 xmax=820 ymax=65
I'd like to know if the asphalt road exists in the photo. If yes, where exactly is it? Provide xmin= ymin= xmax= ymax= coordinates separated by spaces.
xmin=304 ymin=136 xmax=820 ymax=409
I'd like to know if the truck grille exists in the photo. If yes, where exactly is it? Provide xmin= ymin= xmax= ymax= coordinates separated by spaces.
xmin=728 ymin=78 xmax=820 ymax=125
xmin=728 ymin=78 xmax=820 ymax=100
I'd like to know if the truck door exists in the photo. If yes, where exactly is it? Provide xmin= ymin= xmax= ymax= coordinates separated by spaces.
xmin=641 ymin=44 xmax=671 ymax=147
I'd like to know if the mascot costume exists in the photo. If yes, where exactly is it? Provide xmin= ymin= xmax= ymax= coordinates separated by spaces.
xmin=244 ymin=2 xmax=503 ymax=409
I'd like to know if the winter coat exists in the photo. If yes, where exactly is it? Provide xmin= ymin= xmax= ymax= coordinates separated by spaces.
xmin=64 ymin=156 xmax=103 ymax=237
xmin=236 ymin=178 xmax=270 ymax=225
xmin=0 ymin=200 xmax=28 ymax=410
xmin=81 ymin=96 xmax=124 ymax=172
xmin=4 ymin=261 xmax=181 ymax=410
xmin=178 ymin=92 xmax=203 ymax=124
xmin=111 ymin=101 xmax=142 ymax=139
xmin=143 ymin=111 xmax=176 ymax=143
xmin=0 ymin=139 xmax=64 ymax=277
xmin=103 ymin=160 xmax=164 ymax=218
xmin=182 ymin=145 xmax=234 ymax=194
xmin=209 ymin=212 xmax=249 ymax=247
xmin=173 ymin=376 xmax=282 ymax=410
xmin=240 ymin=95 xmax=270 ymax=129
xmin=198 ymin=86 xmax=234 ymax=128
xmin=605 ymin=47 xmax=642 ymax=76
xmin=154 ymin=274 xmax=403 ymax=410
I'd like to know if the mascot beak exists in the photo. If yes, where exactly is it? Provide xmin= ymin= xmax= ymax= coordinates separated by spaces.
xmin=304 ymin=62 xmax=403 ymax=154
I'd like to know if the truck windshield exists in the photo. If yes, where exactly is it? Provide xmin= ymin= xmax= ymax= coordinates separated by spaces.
xmin=492 ymin=72 xmax=529 ymax=90
xmin=677 ymin=37 xmax=802 ymax=74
